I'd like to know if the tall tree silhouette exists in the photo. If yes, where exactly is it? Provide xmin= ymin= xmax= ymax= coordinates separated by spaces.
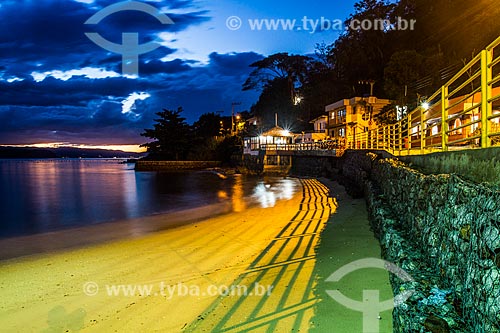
xmin=141 ymin=107 xmax=190 ymax=161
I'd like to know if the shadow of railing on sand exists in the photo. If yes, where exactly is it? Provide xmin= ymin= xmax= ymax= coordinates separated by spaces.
xmin=184 ymin=179 xmax=336 ymax=333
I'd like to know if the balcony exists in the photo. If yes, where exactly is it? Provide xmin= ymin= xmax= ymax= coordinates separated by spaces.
xmin=329 ymin=116 xmax=346 ymax=127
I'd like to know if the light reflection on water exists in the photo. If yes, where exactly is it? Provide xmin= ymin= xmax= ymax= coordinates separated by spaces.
xmin=231 ymin=175 xmax=246 ymax=212
xmin=0 ymin=159 xmax=301 ymax=238
xmin=251 ymin=179 xmax=295 ymax=208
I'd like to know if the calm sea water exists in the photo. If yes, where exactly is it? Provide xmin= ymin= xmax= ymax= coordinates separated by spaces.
xmin=0 ymin=159 xmax=300 ymax=239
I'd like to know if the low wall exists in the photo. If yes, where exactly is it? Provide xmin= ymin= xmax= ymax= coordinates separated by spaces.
xmin=240 ymin=155 xmax=264 ymax=175
xmin=290 ymin=156 xmax=336 ymax=178
xmin=135 ymin=160 xmax=221 ymax=171
xmin=400 ymin=147 xmax=500 ymax=185
xmin=339 ymin=151 xmax=500 ymax=332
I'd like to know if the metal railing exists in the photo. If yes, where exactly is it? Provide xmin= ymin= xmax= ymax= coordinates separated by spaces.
xmin=347 ymin=36 xmax=500 ymax=155
xmin=260 ymin=140 xmax=343 ymax=152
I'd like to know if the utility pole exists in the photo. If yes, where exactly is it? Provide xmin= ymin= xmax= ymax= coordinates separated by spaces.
xmin=359 ymin=80 xmax=376 ymax=96
xmin=231 ymin=102 xmax=241 ymax=135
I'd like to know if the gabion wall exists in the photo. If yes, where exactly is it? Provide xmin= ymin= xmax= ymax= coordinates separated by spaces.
xmin=370 ymin=158 xmax=500 ymax=332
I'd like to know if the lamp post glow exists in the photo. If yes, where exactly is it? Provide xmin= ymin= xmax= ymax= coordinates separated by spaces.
xmin=231 ymin=102 xmax=241 ymax=135
xmin=294 ymin=95 xmax=302 ymax=106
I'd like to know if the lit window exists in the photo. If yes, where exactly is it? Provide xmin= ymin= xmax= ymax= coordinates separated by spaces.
xmin=337 ymin=109 xmax=346 ymax=119
xmin=432 ymin=126 xmax=438 ymax=136
xmin=452 ymin=118 xmax=462 ymax=135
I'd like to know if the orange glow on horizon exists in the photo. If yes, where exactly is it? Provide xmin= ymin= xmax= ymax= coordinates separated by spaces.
xmin=2 ymin=143 xmax=147 ymax=153
xmin=85 ymin=145 xmax=147 ymax=153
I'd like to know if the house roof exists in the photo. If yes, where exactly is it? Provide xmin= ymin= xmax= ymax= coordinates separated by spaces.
xmin=309 ymin=115 xmax=328 ymax=124
xmin=262 ymin=126 xmax=294 ymax=137
xmin=325 ymin=96 xmax=392 ymax=112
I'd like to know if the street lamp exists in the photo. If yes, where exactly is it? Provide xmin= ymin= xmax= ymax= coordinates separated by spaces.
xmin=231 ymin=102 xmax=241 ymax=135
xmin=294 ymin=95 xmax=303 ymax=106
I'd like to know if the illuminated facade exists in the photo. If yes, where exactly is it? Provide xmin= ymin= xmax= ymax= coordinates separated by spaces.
xmin=243 ymin=126 xmax=294 ymax=156
xmin=326 ymin=96 xmax=392 ymax=141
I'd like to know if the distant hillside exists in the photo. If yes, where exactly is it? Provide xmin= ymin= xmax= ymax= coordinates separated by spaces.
xmin=0 ymin=146 xmax=145 ymax=159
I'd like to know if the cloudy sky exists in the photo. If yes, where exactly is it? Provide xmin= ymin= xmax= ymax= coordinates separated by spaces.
xmin=0 ymin=0 xmax=357 ymax=151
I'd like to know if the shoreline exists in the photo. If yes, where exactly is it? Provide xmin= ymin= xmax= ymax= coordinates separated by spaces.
xmin=0 ymin=180 xmax=306 ymax=332
xmin=0 ymin=175 xmax=301 ymax=261
xmin=0 ymin=178 xmax=393 ymax=332
xmin=0 ymin=201 xmax=233 ymax=261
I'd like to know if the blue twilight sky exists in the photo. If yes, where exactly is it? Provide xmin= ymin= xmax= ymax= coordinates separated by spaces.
xmin=0 ymin=0 xmax=358 ymax=150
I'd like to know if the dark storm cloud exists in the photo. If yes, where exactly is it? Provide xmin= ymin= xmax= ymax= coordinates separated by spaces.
xmin=0 ymin=102 xmax=148 ymax=144
xmin=208 ymin=52 xmax=263 ymax=76
xmin=0 ymin=51 xmax=262 ymax=144
xmin=139 ymin=59 xmax=194 ymax=75
xmin=0 ymin=1 xmax=97 ymax=71
xmin=0 ymin=0 xmax=261 ymax=145
xmin=0 ymin=76 xmax=155 ymax=107
xmin=0 ymin=0 xmax=207 ymax=73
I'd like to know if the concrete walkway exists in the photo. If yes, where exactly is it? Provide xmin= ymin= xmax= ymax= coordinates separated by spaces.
xmin=309 ymin=179 xmax=393 ymax=333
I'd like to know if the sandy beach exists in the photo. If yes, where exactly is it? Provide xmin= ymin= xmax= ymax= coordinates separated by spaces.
xmin=0 ymin=179 xmax=393 ymax=332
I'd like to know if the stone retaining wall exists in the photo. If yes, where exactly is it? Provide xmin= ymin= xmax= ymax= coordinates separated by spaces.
xmin=340 ymin=151 xmax=500 ymax=332
xmin=371 ymin=158 xmax=500 ymax=332
xmin=135 ymin=160 xmax=221 ymax=171
xmin=290 ymin=156 xmax=338 ymax=178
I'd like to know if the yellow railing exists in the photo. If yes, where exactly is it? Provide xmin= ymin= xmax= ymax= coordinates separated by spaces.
xmin=347 ymin=36 xmax=500 ymax=155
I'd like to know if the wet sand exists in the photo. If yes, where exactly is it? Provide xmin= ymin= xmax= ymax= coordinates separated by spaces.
xmin=0 ymin=202 xmax=234 ymax=260
xmin=0 ymin=179 xmax=393 ymax=332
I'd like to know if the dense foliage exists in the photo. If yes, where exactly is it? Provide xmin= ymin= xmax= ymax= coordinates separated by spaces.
xmin=140 ymin=107 xmax=191 ymax=161
xmin=141 ymin=0 xmax=500 ymax=160
xmin=244 ymin=0 xmax=500 ymax=128
xmin=141 ymin=108 xmax=242 ymax=163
